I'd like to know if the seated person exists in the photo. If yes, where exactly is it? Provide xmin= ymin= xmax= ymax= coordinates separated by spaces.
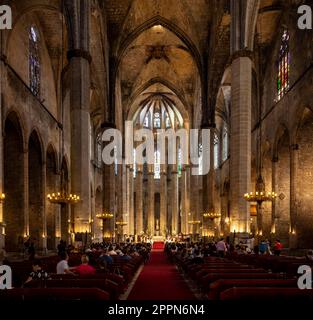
xmin=75 ymin=254 xmax=96 ymax=275
xmin=56 ymin=252 xmax=76 ymax=275
xmin=98 ymin=248 xmax=113 ymax=266
xmin=305 ymin=249 xmax=313 ymax=261
xmin=24 ymin=259 xmax=49 ymax=285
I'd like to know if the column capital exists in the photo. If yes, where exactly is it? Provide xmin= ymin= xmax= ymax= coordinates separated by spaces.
xmin=67 ymin=49 xmax=92 ymax=63
xmin=231 ymin=49 xmax=254 ymax=63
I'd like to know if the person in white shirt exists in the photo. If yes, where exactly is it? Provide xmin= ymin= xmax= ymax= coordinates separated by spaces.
xmin=56 ymin=252 xmax=75 ymax=275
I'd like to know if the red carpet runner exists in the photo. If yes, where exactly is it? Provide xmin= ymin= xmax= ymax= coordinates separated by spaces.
xmin=127 ymin=251 xmax=195 ymax=300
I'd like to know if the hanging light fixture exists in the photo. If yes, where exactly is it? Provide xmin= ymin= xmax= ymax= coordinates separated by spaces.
xmin=96 ymin=211 xmax=114 ymax=220
xmin=202 ymin=211 xmax=221 ymax=219
xmin=47 ymin=192 xmax=80 ymax=204
xmin=0 ymin=193 xmax=5 ymax=203
xmin=244 ymin=91 xmax=277 ymax=205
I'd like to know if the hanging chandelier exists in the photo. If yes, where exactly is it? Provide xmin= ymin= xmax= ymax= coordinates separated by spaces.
xmin=203 ymin=211 xmax=221 ymax=219
xmin=96 ymin=211 xmax=114 ymax=220
xmin=0 ymin=193 xmax=5 ymax=203
xmin=115 ymin=221 xmax=127 ymax=226
xmin=187 ymin=220 xmax=201 ymax=225
xmin=244 ymin=174 xmax=277 ymax=204
xmin=47 ymin=192 xmax=80 ymax=204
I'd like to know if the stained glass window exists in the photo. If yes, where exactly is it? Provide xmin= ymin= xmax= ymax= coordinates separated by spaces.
xmin=166 ymin=115 xmax=171 ymax=128
xmin=143 ymin=114 xmax=149 ymax=128
xmin=222 ymin=126 xmax=228 ymax=162
xmin=214 ymin=134 xmax=219 ymax=169
xmin=29 ymin=26 xmax=40 ymax=97
xmin=154 ymin=112 xmax=161 ymax=128
xmin=277 ymin=30 xmax=290 ymax=101
xmin=154 ymin=150 xmax=160 ymax=179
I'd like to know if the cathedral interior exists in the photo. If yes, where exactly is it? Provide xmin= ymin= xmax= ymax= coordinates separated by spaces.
xmin=0 ymin=0 xmax=312 ymax=255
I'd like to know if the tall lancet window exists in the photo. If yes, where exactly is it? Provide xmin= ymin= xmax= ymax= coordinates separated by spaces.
xmin=29 ymin=26 xmax=40 ymax=97
xmin=277 ymin=30 xmax=290 ymax=101
xmin=154 ymin=112 xmax=161 ymax=128
xmin=214 ymin=133 xmax=219 ymax=169
xmin=222 ymin=126 xmax=228 ymax=162
xmin=178 ymin=147 xmax=182 ymax=177
xmin=154 ymin=150 xmax=160 ymax=179
xmin=133 ymin=149 xmax=136 ymax=178
xmin=198 ymin=144 xmax=203 ymax=175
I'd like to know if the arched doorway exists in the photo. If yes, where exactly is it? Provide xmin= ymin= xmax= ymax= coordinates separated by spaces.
xmin=46 ymin=145 xmax=58 ymax=250
xmin=4 ymin=113 xmax=24 ymax=251
xmin=28 ymin=131 xmax=43 ymax=249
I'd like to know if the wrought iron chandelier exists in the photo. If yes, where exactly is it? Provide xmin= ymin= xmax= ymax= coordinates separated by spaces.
xmin=47 ymin=192 xmax=80 ymax=204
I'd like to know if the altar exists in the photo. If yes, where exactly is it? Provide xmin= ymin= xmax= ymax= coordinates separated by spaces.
xmin=152 ymin=236 xmax=165 ymax=250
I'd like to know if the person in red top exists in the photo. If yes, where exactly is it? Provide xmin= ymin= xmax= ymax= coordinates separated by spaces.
xmin=75 ymin=254 xmax=96 ymax=275
xmin=274 ymin=239 xmax=283 ymax=256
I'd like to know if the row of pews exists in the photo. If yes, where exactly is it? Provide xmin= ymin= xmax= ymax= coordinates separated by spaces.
xmin=174 ymin=253 xmax=313 ymax=300
xmin=0 ymin=253 xmax=143 ymax=301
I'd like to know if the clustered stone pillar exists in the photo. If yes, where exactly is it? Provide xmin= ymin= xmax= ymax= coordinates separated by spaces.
xmin=290 ymin=144 xmax=299 ymax=248
xmin=135 ymin=167 xmax=143 ymax=237
xmin=171 ymin=169 xmax=179 ymax=236
xmin=0 ymin=48 xmax=4 ymax=248
xmin=230 ymin=51 xmax=252 ymax=235
xmin=128 ymin=167 xmax=135 ymax=236
xmin=180 ymin=166 xmax=188 ymax=235
xmin=160 ymin=168 xmax=167 ymax=236
xmin=147 ymin=167 xmax=155 ymax=236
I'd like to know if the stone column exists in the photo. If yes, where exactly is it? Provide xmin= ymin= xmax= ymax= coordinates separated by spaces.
xmin=190 ymin=169 xmax=200 ymax=237
xmin=171 ymin=170 xmax=179 ymax=235
xmin=0 ymin=52 xmax=4 ymax=248
xmin=271 ymin=157 xmax=278 ymax=237
xmin=230 ymin=51 xmax=252 ymax=235
xmin=147 ymin=168 xmax=155 ymax=236
xmin=180 ymin=167 xmax=187 ymax=235
xmin=135 ymin=167 xmax=143 ymax=236
xmin=290 ymin=144 xmax=299 ymax=248
xmin=102 ymin=162 xmax=115 ymax=239
xmin=64 ymin=0 xmax=92 ymax=236
xmin=69 ymin=53 xmax=91 ymax=234
xmin=41 ymin=161 xmax=47 ymax=252
xmin=23 ymin=150 xmax=30 ymax=239
xmin=128 ymin=167 xmax=135 ymax=236
xmin=160 ymin=169 xmax=167 ymax=237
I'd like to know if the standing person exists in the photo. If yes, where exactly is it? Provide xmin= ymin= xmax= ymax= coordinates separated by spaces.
xmin=259 ymin=240 xmax=268 ymax=255
xmin=274 ymin=239 xmax=283 ymax=256
xmin=216 ymin=238 xmax=227 ymax=257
